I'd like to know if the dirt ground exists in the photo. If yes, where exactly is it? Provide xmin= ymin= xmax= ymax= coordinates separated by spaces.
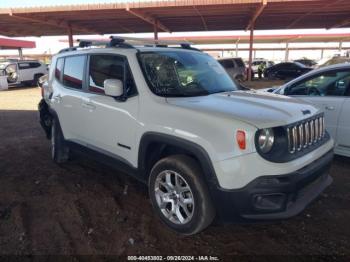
xmin=0 ymin=84 xmax=349 ymax=260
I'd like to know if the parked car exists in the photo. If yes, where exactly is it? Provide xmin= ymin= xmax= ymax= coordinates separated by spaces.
xmin=252 ymin=59 xmax=275 ymax=74
xmin=0 ymin=60 xmax=48 ymax=86
xmin=318 ymin=57 xmax=350 ymax=68
xmin=218 ymin=57 xmax=246 ymax=81
xmin=264 ymin=62 xmax=313 ymax=80
xmin=39 ymin=37 xmax=334 ymax=235
xmin=262 ymin=63 xmax=349 ymax=157
xmin=294 ymin=59 xmax=317 ymax=68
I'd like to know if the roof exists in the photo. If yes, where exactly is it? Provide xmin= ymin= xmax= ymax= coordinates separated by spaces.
xmin=0 ymin=37 xmax=36 ymax=49
xmin=0 ymin=0 xmax=350 ymax=37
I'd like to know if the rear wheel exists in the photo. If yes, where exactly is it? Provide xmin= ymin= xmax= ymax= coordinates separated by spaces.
xmin=149 ymin=155 xmax=215 ymax=235
xmin=33 ymin=74 xmax=43 ymax=87
xmin=51 ymin=118 xmax=70 ymax=164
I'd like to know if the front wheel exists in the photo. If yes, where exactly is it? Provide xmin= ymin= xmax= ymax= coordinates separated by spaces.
xmin=149 ymin=155 xmax=215 ymax=235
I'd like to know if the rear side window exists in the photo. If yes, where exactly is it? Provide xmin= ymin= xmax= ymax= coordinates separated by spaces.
xmin=18 ymin=63 xmax=30 ymax=70
xmin=219 ymin=59 xmax=235 ymax=69
xmin=234 ymin=58 xmax=245 ymax=67
xmin=29 ymin=62 xmax=41 ymax=68
xmin=55 ymin=58 xmax=64 ymax=80
xmin=63 ymin=55 xmax=86 ymax=89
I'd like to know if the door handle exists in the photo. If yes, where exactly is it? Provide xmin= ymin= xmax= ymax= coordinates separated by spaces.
xmin=325 ymin=106 xmax=335 ymax=111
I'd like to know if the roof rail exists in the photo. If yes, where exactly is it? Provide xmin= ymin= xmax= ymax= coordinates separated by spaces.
xmin=58 ymin=36 xmax=198 ymax=54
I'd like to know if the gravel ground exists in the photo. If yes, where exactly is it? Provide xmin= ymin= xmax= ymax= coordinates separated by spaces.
xmin=0 ymin=86 xmax=349 ymax=260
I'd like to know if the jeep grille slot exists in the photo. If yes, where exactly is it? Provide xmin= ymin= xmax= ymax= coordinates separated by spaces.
xmin=287 ymin=115 xmax=325 ymax=154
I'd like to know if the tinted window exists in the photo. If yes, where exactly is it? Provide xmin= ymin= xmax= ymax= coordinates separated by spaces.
xmin=18 ymin=63 xmax=30 ymax=70
xmin=219 ymin=59 xmax=235 ymax=69
xmin=63 ymin=56 xmax=86 ymax=89
xmin=233 ymin=58 xmax=245 ymax=67
xmin=30 ymin=62 xmax=41 ymax=68
xmin=287 ymin=70 xmax=350 ymax=96
xmin=55 ymin=58 xmax=64 ymax=81
xmin=89 ymin=54 xmax=137 ymax=96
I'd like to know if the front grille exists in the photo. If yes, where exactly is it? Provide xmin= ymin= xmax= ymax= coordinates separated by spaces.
xmin=286 ymin=114 xmax=326 ymax=154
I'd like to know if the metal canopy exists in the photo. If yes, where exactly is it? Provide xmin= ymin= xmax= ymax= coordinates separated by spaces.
xmin=160 ymin=33 xmax=350 ymax=45
xmin=0 ymin=0 xmax=350 ymax=37
xmin=0 ymin=37 xmax=35 ymax=49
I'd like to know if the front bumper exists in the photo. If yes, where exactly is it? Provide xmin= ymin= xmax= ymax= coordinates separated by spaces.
xmin=211 ymin=150 xmax=333 ymax=223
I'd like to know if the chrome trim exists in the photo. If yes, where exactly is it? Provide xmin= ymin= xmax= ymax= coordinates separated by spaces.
xmin=310 ymin=119 xmax=315 ymax=145
xmin=297 ymin=124 xmax=303 ymax=151
xmin=315 ymin=118 xmax=319 ymax=142
xmin=304 ymin=122 xmax=309 ymax=148
xmin=286 ymin=114 xmax=326 ymax=154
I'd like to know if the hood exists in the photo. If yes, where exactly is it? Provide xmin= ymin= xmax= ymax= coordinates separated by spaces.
xmin=166 ymin=90 xmax=320 ymax=129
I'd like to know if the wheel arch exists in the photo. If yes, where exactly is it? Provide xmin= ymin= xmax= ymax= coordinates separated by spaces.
xmin=138 ymin=132 xmax=219 ymax=188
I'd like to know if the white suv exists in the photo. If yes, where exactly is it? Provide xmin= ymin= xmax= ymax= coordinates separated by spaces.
xmin=39 ymin=37 xmax=334 ymax=235
xmin=0 ymin=59 xmax=48 ymax=86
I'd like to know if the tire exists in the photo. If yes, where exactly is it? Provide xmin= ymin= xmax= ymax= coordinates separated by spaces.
xmin=51 ymin=118 xmax=70 ymax=164
xmin=149 ymin=155 xmax=215 ymax=235
xmin=33 ymin=74 xmax=43 ymax=87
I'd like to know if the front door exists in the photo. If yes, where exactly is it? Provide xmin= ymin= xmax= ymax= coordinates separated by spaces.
xmin=80 ymin=54 xmax=139 ymax=166
xmin=336 ymin=95 xmax=350 ymax=153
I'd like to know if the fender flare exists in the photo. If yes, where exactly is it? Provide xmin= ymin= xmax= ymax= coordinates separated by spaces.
xmin=138 ymin=132 xmax=220 ymax=188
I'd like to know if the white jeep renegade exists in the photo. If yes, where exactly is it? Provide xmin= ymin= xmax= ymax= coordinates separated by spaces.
xmin=39 ymin=37 xmax=334 ymax=235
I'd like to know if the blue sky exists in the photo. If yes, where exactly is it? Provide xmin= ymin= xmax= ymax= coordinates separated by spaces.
xmin=0 ymin=0 xmax=139 ymax=8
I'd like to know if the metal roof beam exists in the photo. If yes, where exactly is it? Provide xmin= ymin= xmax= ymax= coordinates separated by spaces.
xmin=327 ymin=18 xmax=350 ymax=29
xmin=9 ymin=12 xmax=99 ymax=35
xmin=287 ymin=0 xmax=345 ymax=29
xmin=125 ymin=7 xmax=171 ymax=33
xmin=245 ymin=0 xmax=267 ymax=31
xmin=193 ymin=6 xmax=208 ymax=31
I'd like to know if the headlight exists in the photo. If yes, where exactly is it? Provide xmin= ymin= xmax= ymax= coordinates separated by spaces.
xmin=258 ymin=128 xmax=275 ymax=153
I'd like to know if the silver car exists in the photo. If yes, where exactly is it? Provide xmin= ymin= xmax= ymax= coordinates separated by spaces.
xmin=218 ymin=57 xmax=246 ymax=82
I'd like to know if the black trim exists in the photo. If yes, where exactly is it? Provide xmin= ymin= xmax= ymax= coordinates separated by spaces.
xmin=211 ymin=150 xmax=334 ymax=223
xmin=117 ymin=143 xmax=131 ymax=150
xmin=66 ymin=141 xmax=144 ymax=183
xmin=138 ymin=132 xmax=220 ymax=188
xmin=255 ymin=113 xmax=330 ymax=163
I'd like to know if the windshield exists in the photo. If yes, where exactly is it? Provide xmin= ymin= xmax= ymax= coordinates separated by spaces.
xmin=138 ymin=51 xmax=239 ymax=97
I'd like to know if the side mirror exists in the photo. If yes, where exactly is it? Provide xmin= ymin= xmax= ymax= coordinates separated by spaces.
xmin=104 ymin=79 xmax=124 ymax=97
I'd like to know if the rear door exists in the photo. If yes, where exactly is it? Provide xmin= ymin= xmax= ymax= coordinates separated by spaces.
xmin=285 ymin=69 xmax=350 ymax=142
xmin=51 ymin=55 xmax=89 ymax=141
xmin=18 ymin=62 xmax=32 ymax=82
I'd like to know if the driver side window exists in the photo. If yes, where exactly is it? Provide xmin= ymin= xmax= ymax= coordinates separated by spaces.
xmin=287 ymin=70 xmax=350 ymax=96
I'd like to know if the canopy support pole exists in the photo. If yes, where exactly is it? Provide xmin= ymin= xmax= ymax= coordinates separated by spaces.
xmin=154 ymin=20 xmax=158 ymax=41
xmin=285 ymin=42 xmax=290 ymax=62
xmin=248 ymin=25 xmax=254 ymax=81
xmin=18 ymin=48 xmax=23 ymax=60
xmin=68 ymin=25 xmax=73 ymax=47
